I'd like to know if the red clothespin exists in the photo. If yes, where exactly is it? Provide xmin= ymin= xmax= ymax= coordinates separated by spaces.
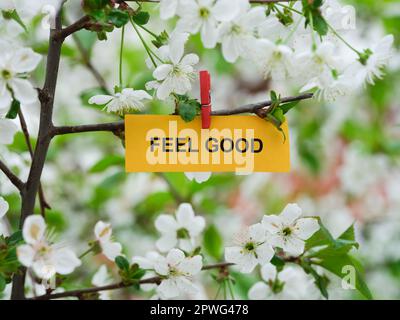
xmin=200 ymin=70 xmax=211 ymax=129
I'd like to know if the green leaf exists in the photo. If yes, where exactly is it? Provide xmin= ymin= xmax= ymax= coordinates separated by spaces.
xmin=108 ymin=8 xmax=129 ymax=28
xmin=300 ymin=260 xmax=330 ymax=299
xmin=270 ymin=255 xmax=285 ymax=272
xmin=2 ymin=9 xmax=27 ymax=32
xmin=115 ymin=256 xmax=130 ymax=271
xmin=5 ymin=231 xmax=23 ymax=246
xmin=130 ymin=264 xmax=146 ymax=280
xmin=6 ymin=99 xmax=20 ymax=120
xmin=203 ymin=225 xmax=223 ymax=260
xmin=90 ymin=155 xmax=125 ymax=173
xmin=314 ymin=254 xmax=372 ymax=300
xmin=0 ymin=275 xmax=5 ymax=292
xmin=179 ymin=102 xmax=198 ymax=122
xmin=280 ymin=101 xmax=300 ymax=114
xmin=132 ymin=11 xmax=150 ymax=26
xmin=313 ymin=14 xmax=328 ymax=36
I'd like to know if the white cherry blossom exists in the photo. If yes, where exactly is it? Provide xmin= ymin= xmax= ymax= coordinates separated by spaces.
xmin=252 ymin=39 xmax=294 ymax=80
xmin=89 ymin=88 xmax=152 ymax=114
xmin=0 ymin=45 xmax=41 ymax=110
xmin=155 ymin=203 xmax=205 ymax=252
xmin=146 ymin=35 xmax=199 ymax=100
xmin=217 ymin=1 xmax=265 ymax=62
xmin=262 ymin=204 xmax=320 ymax=256
xmin=295 ymin=42 xmax=342 ymax=80
xmin=322 ymin=0 xmax=356 ymax=31
xmin=350 ymin=35 xmax=394 ymax=86
xmin=184 ymin=172 xmax=212 ymax=183
xmin=94 ymin=221 xmax=123 ymax=261
xmin=248 ymin=264 xmax=320 ymax=300
xmin=17 ymin=215 xmax=81 ymax=280
xmin=225 ymin=223 xmax=274 ymax=273
xmin=177 ymin=0 xmax=240 ymax=48
xmin=301 ymin=69 xmax=352 ymax=101
xmin=0 ymin=197 xmax=9 ymax=236
xmin=153 ymin=248 xmax=203 ymax=299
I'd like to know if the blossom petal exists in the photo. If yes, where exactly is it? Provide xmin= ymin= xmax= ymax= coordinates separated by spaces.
xmin=248 ymin=223 xmax=266 ymax=242
xmin=283 ymin=236 xmax=305 ymax=256
xmin=156 ymin=234 xmax=177 ymax=252
xmin=212 ymin=0 xmax=240 ymax=22
xmin=262 ymin=215 xmax=282 ymax=235
xmin=178 ymin=255 xmax=202 ymax=276
xmin=280 ymin=203 xmax=302 ymax=224
xmin=153 ymin=64 xmax=173 ymax=81
xmin=11 ymin=48 xmax=42 ymax=73
xmin=53 ymin=248 xmax=81 ymax=275
xmin=176 ymin=203 xmax=195 ymax=226
xmin=168 ymin=32 xmax=189 ymax=64
xmin=94 ymin=221 xmax=112 ymax=241
xmin=260 ymin=263 xmax=277 ymax=282
xmin=239 ymin=6 xmax=266 ymax=29
xmin=158 ymin=278 xmax=180 ymax=299
xmin=294 ymin=218 xmax=320 ymax=240
xmin=9 ymin=78 xmax=38 ymax=104
xmin=221 ymin=36 xmax=240 ymax=63
xmin=201 ymin=19 xmax=218 ymax=49
xmin=88 ymin=95 xmax=114 ymax=105
xmin=16 ymin=244 xmax=35 ymax=267
xmin=0 ymin=84 xmax=12 ymax=113
xmin=0 ymin=197 xmax=8 ymax=218
xmin=160 ymin=0 xmax=178 ymax=20
xmin=248 ymin=282 xmax=269 ymax=300
xmin=166 ymin=248 xmax=185 ymax=266
xmin=155 ymin=214 xmax=178 ymax=234
xmin=0 ymin=119 xmax=18 ymax=145
xmin=184 ymin=172 xmax=212 ymax=183
xmin=255 ymin=243 xmax=274 ymax=265
xmin=32 ymin=259 xmax=56 ymax=280
xmin=154 ymin=256 xmax=169 ymax=276
xmin=23 ymin=215 xmax=46 ymax=245
xmin=225 ymin=246 xmax=258 ymax=273
xmin=157 ymin=78 xmax=173 ymax=100
xmin=101 ymin=241 xmax=122 ymax=261
xmin=128 ymin=90 xmax=152 ymax=100
xmin=180 ymin=53 xmax=199 ymax=66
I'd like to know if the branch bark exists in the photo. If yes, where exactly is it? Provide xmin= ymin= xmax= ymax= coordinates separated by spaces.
xmin=50 ymin=93 xmax=313 ymax=136
xmin=11 ymin=6 xmax=65 ymax=301
xmin=30 ymin=262 xmax=234 ymax=300
xmin=0 ymin=160 xmax=24 ymax=191
xmin=18 ymin=109 xmax=51 ymax=217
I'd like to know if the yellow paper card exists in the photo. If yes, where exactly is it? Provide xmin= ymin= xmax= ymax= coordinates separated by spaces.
xmin=125 ymin=115 xmax=290 ymax=173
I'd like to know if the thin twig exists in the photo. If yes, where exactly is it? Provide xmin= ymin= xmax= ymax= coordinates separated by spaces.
xmin=0 ymin=160 xmax=24 ymax=191
xmin=30 ymin=262 xmax=234 ymax=300
xmin=57 ymin=15 xmax=91 ymax=40
xmin=51 ymin=93 xmax=313 ymax=136
xmin=18 ymin=109 xmax=51 ymax=217
xmin=70 ymin=24 xmax=110 ymax=93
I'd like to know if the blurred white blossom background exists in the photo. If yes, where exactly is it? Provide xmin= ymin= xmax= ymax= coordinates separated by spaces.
xmin=1 ymin=0 xmax=400 ymax=300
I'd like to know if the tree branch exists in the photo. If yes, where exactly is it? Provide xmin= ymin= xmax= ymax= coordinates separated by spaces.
xmin=50 ymin=93 xmax=313 ymax=136
xmin=57 ymin=15 xmax=91 ymax=40
xmin=18 ymin=109 xmax=51 ymax=217
xmin=0 ymin=160 xmax=24 ymax=191
xmin=30 ymin=262 xmax=234 ymax=300
xmin=12 ymin=3 xmax=65 ymax=301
